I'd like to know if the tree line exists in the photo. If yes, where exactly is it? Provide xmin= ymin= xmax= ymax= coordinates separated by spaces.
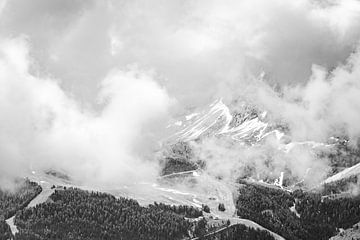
xmin=0 ymin=220 xmax=12 ymax=240
xmin=0 ymin=180 xmax=41 ymax=219
xmin=0 ymin=179 xmax=42 ymax=240
xmin=15 ymin=188 xmax=197 ymax=240
xmin=236 ymin=180 xmax=360 ymax=240
xmin=200 ymin=223 xmax=275 ymax=240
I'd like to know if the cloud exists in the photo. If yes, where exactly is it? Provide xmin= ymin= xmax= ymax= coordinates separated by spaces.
xmin=255 ymin=47 xmax=360 ymax=143
xmin=0 ymin=37 xmax=172 ymax=187
xmin=1 ymin=0 xmax=359 ymax=107
xmin=190 ymin=131 xmax=330 ymax=186
xmin=0 ymin=0 xmax=360 ymax=187
xmin=106 ymin=0 xmax=360 ymax=108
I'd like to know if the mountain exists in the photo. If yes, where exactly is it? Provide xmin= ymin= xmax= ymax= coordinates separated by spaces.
xmin=166 ymin=99 xmax=272 ymax=143
xmin=166 ymin=99 xmax=335 ymax=154
xmin=163 ymin=99 xmax=342 ymax=187
xmin=4 ymin=99 xmax=360 ymax=240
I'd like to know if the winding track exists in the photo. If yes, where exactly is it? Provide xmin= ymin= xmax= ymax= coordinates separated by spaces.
xmin=161 ymin=170 xmax=285 ymax=240
xmin=5 ymin=180 xmax=55 ymax=236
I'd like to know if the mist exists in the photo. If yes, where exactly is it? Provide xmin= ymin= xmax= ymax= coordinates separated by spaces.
xmin=0 ymin=37 xmax=172 ymax=187
xmin=1 ymin=0 xmax=360 ymax=188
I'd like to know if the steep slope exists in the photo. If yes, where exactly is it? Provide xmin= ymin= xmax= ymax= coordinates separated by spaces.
xmin=324 ymin=162 xmax=360 ymax=184
xmin=167 ymin=99 xmax=270 ymax=143
xmin=166 ymin=99 xmax=333 ymax=151
xmin=164 ymin=99 xmax=340 ymax=187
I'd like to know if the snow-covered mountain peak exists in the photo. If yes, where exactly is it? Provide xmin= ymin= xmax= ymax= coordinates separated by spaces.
xmin=166 ymin=99 xmax=270 ymax=143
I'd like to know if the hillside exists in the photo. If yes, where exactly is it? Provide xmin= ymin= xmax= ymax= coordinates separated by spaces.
xmin=3 ymin=100 xmax=360 ymax=240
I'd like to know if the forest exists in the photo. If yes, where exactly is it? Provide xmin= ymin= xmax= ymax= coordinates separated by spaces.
xmin=160 ymin=142 xmax=205 ymax=176
xmin=12 ymin=187 xmax=279 ymax=240
xmin=320 ymin=175 xmax=358 ymax=195
xmin=201 ymin=223 xmax=275 ymax=240
xmin=236 ymin=180 xmax=360 ymax=240
xmin=0 ymin=220 xmax=12 ymax=240
xmin=0 ymin=180 xmax=41 ymax=219
xmin=2 ymin=174 xmax=360 ymax=239
xmin=149 ymin=201 xmax=203 ymax=218
xmin=324 ymin=138 xmax=360 ymax=175
xmin=0 ymin=180 xmax=282 ymax=240
xmin=0 ymin=179 xmax=42 ymax=240
xmin=14 ymin=188 xmax=198 ymax=240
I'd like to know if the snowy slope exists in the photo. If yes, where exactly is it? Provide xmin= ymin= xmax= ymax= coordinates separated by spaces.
xmin=164 ymin=98 xmax=344 ymax=187
xmin=324 ymin=162 xmax=360 ymax=184
xmin=167 ymin=99 xmax=270 ymax=143
xmin=166 ymin=99 xmax=331 ymax=151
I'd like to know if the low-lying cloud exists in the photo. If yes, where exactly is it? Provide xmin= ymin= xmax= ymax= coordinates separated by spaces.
xmin=0 ymin=0 xmax=360 ymax=188
xmin=0 ymin=37 xmax=172 ymax=187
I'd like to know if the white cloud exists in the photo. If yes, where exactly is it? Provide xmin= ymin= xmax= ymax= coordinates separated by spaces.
xmin=0 ymin=38 xmax=172 ymax=187
xmin=1 ymin=0 xmax=360 ymax=187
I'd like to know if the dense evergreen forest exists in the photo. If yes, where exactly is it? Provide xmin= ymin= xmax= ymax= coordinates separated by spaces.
xmin=236 ymin=181 xmax=304 ymax=239
xmin=12 ymin=187 xmax=280 ymax=240
xmin=320 ymin=175 xmax=358 ymax=195
xmin=160 ymin=142 xmax=205 ymax=176
xmin=0 ymin=180 xmax=41 ymax=219
xmin=0 ymin=180 xmax=41 ymax=240
xmin=161 ymin=157 xmax=199 ymax=176
xmin=201 ymin=223 xmax=275 ymax=240
xmin=236 ymin=180 xmax=360 ymax=240
xmin=14 ymin=188 xmax=197 ymax=240
xmin=295 ymin=182 xmax=360 ymax=238
xmin=150 ymin=201 xmax=203 ymax=218
xmin=2 ymin=175 xmax=360 ymax=240
xmin=326 ymin=139 xmax=360 ymax=175
xmin=0 ymin=220 xmax=12 ymax=240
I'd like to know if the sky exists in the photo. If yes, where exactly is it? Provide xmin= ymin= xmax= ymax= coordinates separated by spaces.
xmin=1 ymin=0 xmax=359 ymax=107
xmin=0 ymin=0 xmax=360 ymax=188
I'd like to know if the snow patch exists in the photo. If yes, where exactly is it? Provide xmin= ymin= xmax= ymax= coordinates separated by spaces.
xmin=185 ymin=113 xmax=199 ymax=120
xmin=274 ymin=172 xmax=284 ymax=187
xmin=324 ymin=162 xmax=360 ymax=184
xmin=290 ymin=203 xmax=300 ymax=218
xmin=261 ymin=111 xmax=267 ymax=119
